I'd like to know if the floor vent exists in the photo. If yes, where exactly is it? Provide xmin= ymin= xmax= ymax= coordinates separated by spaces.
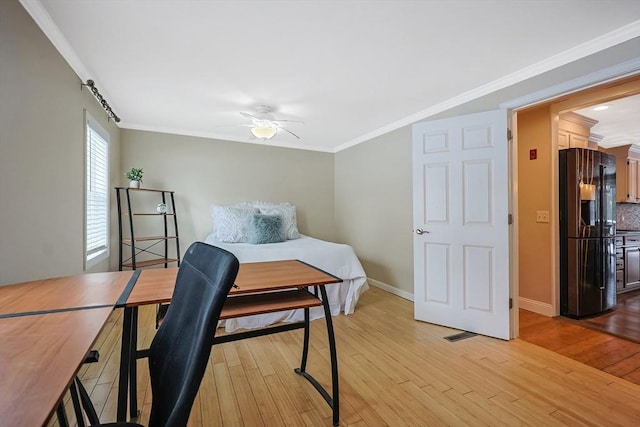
xmin=444 ymin=331 xmax=477 ymax=342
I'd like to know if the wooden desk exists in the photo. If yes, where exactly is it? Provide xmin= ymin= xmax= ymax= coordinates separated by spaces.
xmin=117 ymin=260 xmax=342 ymax=426
xmin=0 ymin=271 xmax=133 ymax=317
xmin=124 ymin=260 xmax=342 ymax=304
xmin=0 ymin=307 xmax=113 ymax=427
xmin=0 ymin=271 xmax=134 ymax=426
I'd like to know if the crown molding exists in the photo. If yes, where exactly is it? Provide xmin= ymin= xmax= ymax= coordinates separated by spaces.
xmin=19 ymin=0 xmax=89 ymax=80
xmin=336 ymin=20 xmax=640 ymax=153
xmin=19 ymin=0 xmax=121 ymax=117
xmin=560 ymin=111 xmax=599 ymax=128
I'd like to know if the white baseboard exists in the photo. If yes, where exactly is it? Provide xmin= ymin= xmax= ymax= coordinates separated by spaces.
xmin=519 ymin=297 xmax=555 ymax=317
xmin=367 ymin=278 xmax=414 ymax=302
xmin=367 ymin=280 xmax=556 ymax=317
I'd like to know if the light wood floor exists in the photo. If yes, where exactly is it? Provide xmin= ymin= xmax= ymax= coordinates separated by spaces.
xmin=53 ymin=287 xmax=640 ymax=426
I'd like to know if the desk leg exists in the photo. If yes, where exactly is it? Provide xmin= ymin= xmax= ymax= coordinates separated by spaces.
xmin=75 ymin=377 xmax=100 ymax=425
xmin=117 ymin=307 xmax=133 ymax=422
xmin=129 ymin=307 xmax=139 ymax=419
xmin=69 ymin=380 xmax=84 ymax=426
xmin=294 ymin=285 xmax=340 ymax=426
xmin=320 ymin=284 xmax=340 ymax=426
xmin=56 ymin=402 xmax=69 ymax=427
xmin=299 ymin=307 xmax=310 ymax=371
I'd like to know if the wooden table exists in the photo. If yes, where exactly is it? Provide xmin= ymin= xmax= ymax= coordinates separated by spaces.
xmin=0 ymin=271 xmax=133 ymax=317
xmin=117 ymin=260 xmax=343 ymax=426
xmin=0 ymin=271 xmax=134 ymax=427
xmin=0 ymin=307 xmax=114 ymax=426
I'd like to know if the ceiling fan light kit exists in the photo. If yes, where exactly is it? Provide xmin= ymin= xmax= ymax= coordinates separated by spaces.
xmin=250 ymin=125 xmax=277 ymax=140
xmin=240 ymin=105 xmax=303 ymax=141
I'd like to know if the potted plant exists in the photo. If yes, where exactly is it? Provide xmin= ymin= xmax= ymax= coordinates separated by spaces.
xmin=125 ymin=168 xmax=143 ymax=188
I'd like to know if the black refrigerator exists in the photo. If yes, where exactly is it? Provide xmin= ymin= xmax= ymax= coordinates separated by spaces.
xmin=559 ymin=148 xmax=617 ymax=318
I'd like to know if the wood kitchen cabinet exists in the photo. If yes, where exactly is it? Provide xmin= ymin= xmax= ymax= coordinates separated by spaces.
xmin=558 ymin=112 xmax=597 ymax=150
xmin=628 ymin=159 xmax=639 ymax=201
xmin=615 ymin=236 xmax=624 ymax=292
xmin=616 ymin=233 xmax=640 ymax=293
xmin=558 ymin=130 xmax=589 ymax=149
xmin=625 ymin=247 xmax=640 ymax=288
xmin=606 ymin=144 xmax=640 ymax=203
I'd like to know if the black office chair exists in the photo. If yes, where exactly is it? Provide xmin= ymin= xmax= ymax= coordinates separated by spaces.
xmin=94 ymin=242 xmax=239 ymax=427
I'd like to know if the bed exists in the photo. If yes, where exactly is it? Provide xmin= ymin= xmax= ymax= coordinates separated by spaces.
xmin=206 ymin=202 xmax=368 ymax=331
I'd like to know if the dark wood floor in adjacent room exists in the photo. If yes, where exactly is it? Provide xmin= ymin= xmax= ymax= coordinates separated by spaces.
xmin=568 ymin=289 xmax=640 ymax=343
xmin=519 ymin=290 xmax=640 ymax=386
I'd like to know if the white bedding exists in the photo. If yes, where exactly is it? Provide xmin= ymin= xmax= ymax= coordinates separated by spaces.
xmin=204 ymin=234 xmax=369 ymax=331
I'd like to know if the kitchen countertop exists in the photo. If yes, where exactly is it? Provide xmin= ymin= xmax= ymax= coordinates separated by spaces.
xmin=617 ymin=230 xmax=640 ymax=235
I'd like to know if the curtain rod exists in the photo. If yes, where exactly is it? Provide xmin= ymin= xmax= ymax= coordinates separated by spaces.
xmin=82 ymin=80 xmax=121 ymax=123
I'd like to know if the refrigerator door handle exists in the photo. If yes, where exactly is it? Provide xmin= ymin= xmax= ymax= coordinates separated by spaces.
xmin=600 ymin=238 xmax=606 ymax=290
xmin=600 ymin=164 xmax=606 ymax=291
xmin=599 ymin=164 xmax=605 ymax=233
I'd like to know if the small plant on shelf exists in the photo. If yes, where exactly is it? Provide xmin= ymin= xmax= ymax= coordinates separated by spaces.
xmin=125 ymin=168 xmax=143 ymax=188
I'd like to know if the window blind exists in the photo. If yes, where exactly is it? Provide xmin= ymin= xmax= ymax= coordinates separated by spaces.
xmin=86 ymin=117 xmax=109 ymax=265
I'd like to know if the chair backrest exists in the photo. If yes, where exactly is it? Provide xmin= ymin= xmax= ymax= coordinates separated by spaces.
xmin=147 ymin=242 xmax=239 ymax=427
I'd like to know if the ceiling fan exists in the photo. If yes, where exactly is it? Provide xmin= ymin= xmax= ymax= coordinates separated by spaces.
xmin=240 ymin=105 xmax=303 ymax=140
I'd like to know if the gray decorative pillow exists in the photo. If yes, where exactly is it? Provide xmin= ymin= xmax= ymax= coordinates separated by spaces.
xmin=258 ymin=204 xmax=300 ymax=240
xmin=238 ymin=202 xmax=300 ymax=240
xmin=212 ymin=205 xmax=259 ymax=242
xmin=246 ymin=214 xmax=286 ymax=244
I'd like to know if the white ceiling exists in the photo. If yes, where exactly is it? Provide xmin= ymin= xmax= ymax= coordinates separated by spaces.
xmin=22 ymin=0 xmax=640 ymax=152
xmin=574 ymin=94 xmax=640 ymax=148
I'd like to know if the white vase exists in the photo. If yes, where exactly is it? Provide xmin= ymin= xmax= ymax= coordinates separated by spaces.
xmin=129 ymin=180 xmax=140 ymax=188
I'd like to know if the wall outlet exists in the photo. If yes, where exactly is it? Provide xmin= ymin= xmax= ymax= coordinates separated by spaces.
xmin=536 ymin=211 xmax=550 ymax=223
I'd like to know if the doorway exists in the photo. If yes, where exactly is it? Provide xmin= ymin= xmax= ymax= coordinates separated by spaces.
xmin=515 ymin=76 xmax=640 ymax=343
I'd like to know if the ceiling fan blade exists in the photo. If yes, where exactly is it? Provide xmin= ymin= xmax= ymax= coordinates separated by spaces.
xmin=279 ymin=127 xmax=300 ymax=139
xmin=275 ymin=119 xmax=304 ymax=125
xmin=240 ymin=112 xmax=259 ymax=120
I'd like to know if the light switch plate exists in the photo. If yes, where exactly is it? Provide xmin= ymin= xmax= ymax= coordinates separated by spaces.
xmin=536 ymin=211 xmax=550 ymax=223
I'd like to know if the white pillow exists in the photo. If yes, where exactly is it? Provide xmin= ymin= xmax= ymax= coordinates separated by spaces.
xmin=239 ymin=202 xmax=300 ymax=240
xmin=211 ymin=205 xmax=259 ymax=242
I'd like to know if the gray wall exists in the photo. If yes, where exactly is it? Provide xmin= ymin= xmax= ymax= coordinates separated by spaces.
xmin=335 ymin=127 xmax=413 ymax=295
xmin=120 ymin=130 xmax=335 ymax=251
xmin=0 ymin=0 xmax=121 ymax=285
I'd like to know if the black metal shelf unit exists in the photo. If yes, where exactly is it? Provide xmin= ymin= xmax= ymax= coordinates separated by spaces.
xmin=115 ymin=187 xmax=181 ymax=271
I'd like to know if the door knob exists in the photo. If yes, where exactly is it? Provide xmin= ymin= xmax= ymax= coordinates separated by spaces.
xmin=415 ymin=228 xmax=429 ymax=235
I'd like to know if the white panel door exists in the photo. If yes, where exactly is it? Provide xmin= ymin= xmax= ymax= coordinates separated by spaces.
xmin=413 ymin=110 xmax=510 ymax=340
